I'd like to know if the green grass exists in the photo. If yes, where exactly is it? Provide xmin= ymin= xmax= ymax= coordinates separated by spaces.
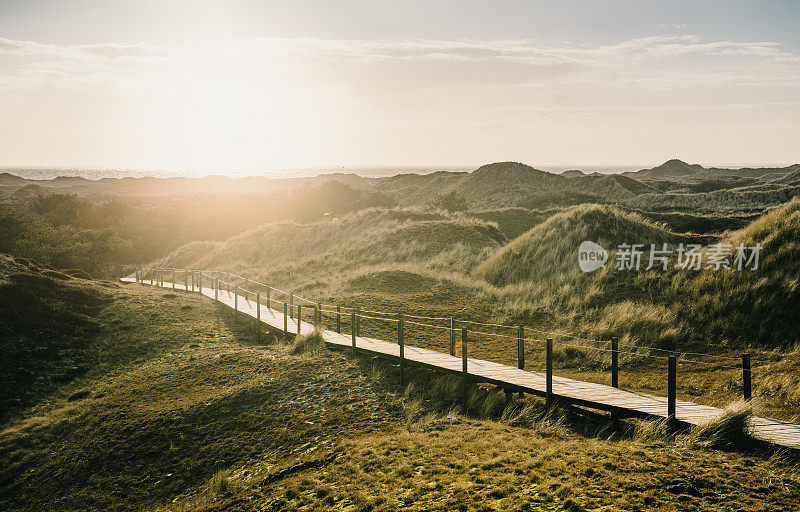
xmin=0 ymin=279 xmax=399 ymax=512
xmin=146 ymin=198 xmax=800 ymax=423
xmin=3 ymin=268 xmax=800 ymax=511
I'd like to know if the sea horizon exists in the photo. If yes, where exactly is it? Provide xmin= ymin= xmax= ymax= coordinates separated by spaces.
xmin=2 ymin=161 xmax=796 ymax=181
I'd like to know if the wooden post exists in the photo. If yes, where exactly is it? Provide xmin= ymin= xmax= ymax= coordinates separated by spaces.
xmin=234 ymin=285 xmax=239 ymax=323
xmin=611 ymin=337 xmax=619 ymax=388
xmin=668 ymin=356 xmax=677 ymax=428
xmin=351 ymin=311 xmax=357 ymax=355
xmin=283 ymin=302 xmax=288 ymax=338
xmin=256 ymin=293 xmax=261 ymax=343
xmin=316 ymin=302 xmax=322 ymax=325
xmin=398 ymin=313 xmax=405 ymax=387
xmin=356 ymin=308 xmax=361 ymax=337
xmin=336 ymin=306 xmax=341 ymax=333
xmin=546 ymin=338 xmax=553 ymax=408
xmin=191 ymin=270 xmax=194 ymax=292
xmin=449 ymin=318 xmax=455 ymax=356
xmin=172 ymin=269 xmax=175 ymax=290
xmin=150 ymin=268 xmax=154 ymax=286
xmin=297 ymin=305 xmax=302 ymax=334
xmin=214 ymin=276 xmax=219 ymax=301
xmin=516 ymin=325 xmax=526 ymax=399
xmin=289 ymin=293 xmax=294 ymax=319
xmin=184 ymin=270 xmax=188 ymax=292
xmin=461 ymin=328 xmax=468 ymax=413
xmin=198 ymin=271 xmax=202 ymax=293
xmin=742 ymin=353 xmax=752 ymax=401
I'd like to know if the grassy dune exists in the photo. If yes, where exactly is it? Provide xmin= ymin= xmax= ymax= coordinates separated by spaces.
xmin=149 ymin=198 xmax=800 ymax=422
xmin=160 ymin=197 xmax=800 ymax=350
xmin=0 ymin=266 xmax=399 ymax=511
xmin=2 ymin=264 xmax=800 ymax=511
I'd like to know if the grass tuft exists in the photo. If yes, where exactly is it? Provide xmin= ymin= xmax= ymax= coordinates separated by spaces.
xmin=289 ymin=330 xmax=326 ymax=355
xmin=688 ymin=400 xmax=756 ymax=449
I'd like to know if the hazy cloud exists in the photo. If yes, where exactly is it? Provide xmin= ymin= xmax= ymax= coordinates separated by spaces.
xmin=0 ymin=33 xmax=797 ymax=168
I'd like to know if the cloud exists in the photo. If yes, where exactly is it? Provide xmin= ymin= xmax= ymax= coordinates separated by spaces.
xmin=644 ymin=23 xmax=689 ymax=30
xmin=2 ymin=33 xmax=794 ymax=64
xmin=0 ymin=34 xmax=797 ymax=129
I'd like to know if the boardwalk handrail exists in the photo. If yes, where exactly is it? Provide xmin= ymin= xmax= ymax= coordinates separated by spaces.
xmin=133 ymin=266 xmax=762 ymax=365
xmin=124 ymin=267 xmax=800 ymax=449
xmin=131 ymin=265 xmax=776 ymax=420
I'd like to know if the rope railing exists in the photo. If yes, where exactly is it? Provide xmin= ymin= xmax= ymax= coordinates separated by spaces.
xmin=134 ymin=265 xmax=765 ymax=415
xmin=136 ymin=265 xmax=754 ymax=360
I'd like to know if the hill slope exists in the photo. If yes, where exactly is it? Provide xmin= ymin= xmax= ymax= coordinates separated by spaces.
xmin=0 ymin=255 xmax=113 ymax=420
xmin=473 ymin=204 xmax=677 ymax=288
xmin=158 ymin=207 xmax=506 ymax=286
xmin=2 ymin=264 xmax=799 ymax=511
xmin=672 ymin=196 xmax=800 ymax=347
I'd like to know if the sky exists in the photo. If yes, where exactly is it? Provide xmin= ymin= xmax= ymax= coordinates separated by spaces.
xmin=0 ymin=0 xmax=798 ymax=173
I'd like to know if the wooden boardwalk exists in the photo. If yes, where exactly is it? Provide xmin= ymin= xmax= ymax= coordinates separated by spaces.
xmin=123 ymin=275 xmax=800 ymax=450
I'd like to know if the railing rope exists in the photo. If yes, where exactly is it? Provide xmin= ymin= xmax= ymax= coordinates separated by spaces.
xmin=129 ymin=267 xmax=763 ymax=421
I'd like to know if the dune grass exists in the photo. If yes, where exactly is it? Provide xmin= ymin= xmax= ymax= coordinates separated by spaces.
xmin=3 ymin=269 xmax=800 ymax=511
xmin=147 ymin=199 xmax=800 ymax=422
xmin=0 ymin=281 xmax=399 ymax=512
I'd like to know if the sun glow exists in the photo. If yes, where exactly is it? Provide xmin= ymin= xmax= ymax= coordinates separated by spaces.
xmin=0 ymin=1 xmax=798 ymax=172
